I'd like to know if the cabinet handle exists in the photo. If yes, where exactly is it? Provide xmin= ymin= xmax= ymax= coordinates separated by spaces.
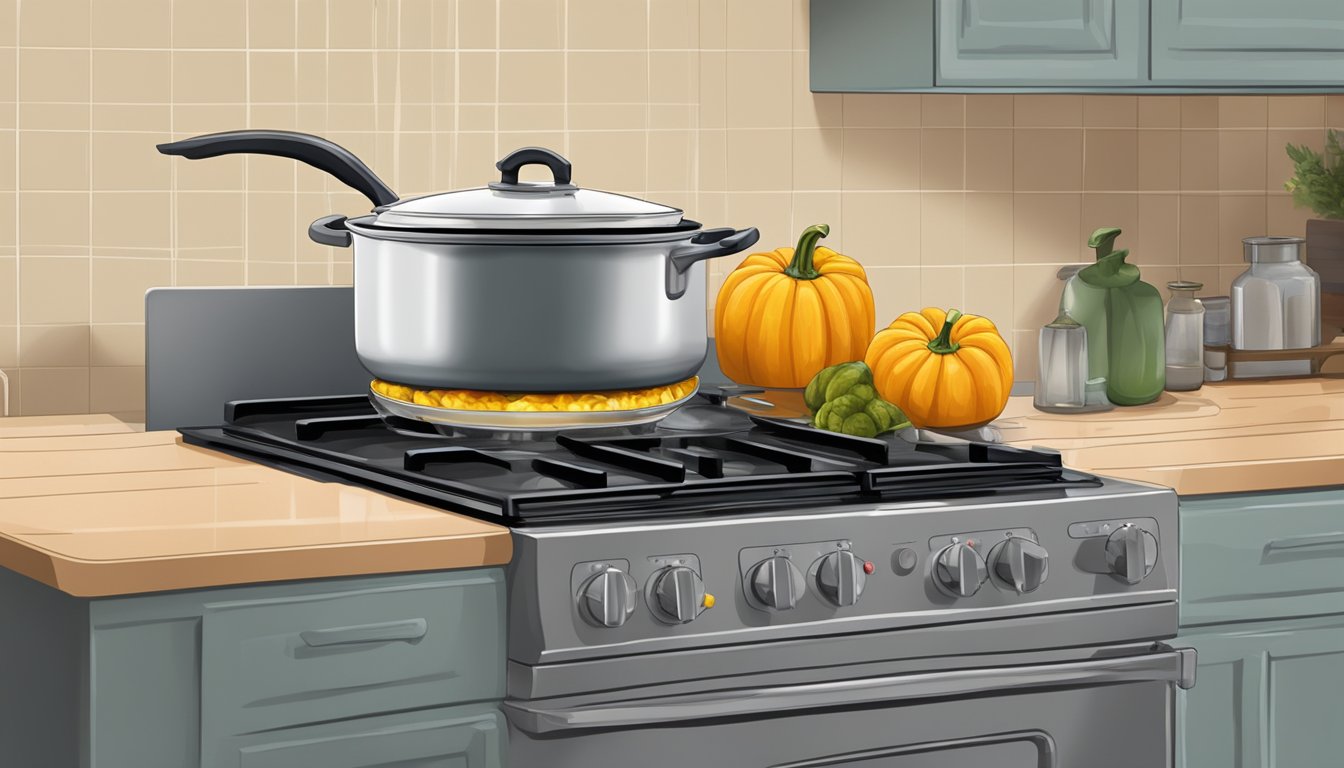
xmin=299 ymin=618 xmax=428 ymax=647
xmin=1265 ymin=532 xmax=1344 ymax=552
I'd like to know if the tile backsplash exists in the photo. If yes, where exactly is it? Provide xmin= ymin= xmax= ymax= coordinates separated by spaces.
xmin=1 ymin=0 xmax=1342 ymax=416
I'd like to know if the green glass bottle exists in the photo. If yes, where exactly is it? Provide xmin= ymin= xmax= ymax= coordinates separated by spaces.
xmin=1059 ymin=227 xmax=1165 ymax=406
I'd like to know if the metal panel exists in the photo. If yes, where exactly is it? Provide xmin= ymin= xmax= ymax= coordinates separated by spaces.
xmin=937 ymin=0 xmax=1148 ymax=86
xmin=145 ymin=287 xmax=369 ymax=430
xmin=1180 ymin=489 xmax=1344 ymax=626
xmin=810 ymin=0 xmax=934 ymax=91
xmin=1152 ymin=0 xmax=1344 ymax=85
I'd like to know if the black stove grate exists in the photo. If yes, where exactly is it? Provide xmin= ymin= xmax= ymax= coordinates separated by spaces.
xmin=179 ymin=394 xmax=1100 ymax=525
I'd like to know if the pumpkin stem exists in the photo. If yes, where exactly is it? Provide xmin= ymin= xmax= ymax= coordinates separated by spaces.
xmin=783 ymin=224 xmax=829 ymax=280
xmin=926 ymin=309 xmax=963 ymax=355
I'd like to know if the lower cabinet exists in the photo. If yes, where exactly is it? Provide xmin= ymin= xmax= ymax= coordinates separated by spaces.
xmin=1176 ymin=615 xmax=1344 ymax=768
xmin=216 ymin=706 xmax=503 ymax=768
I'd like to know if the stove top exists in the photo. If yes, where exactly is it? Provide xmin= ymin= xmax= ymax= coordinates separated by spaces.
xmin=179 ymin=392 xmax=1100 ymax=525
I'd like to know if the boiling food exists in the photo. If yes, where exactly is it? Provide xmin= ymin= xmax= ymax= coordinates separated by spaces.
xmin=372 ymin=377 xmax=698 ymax=412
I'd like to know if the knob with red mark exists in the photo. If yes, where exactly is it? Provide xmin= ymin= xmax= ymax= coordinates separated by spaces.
xmin=815 ymin=550 xmax=868 ymax=607
xmin=932 ymin=541 xmax=988 ymax=598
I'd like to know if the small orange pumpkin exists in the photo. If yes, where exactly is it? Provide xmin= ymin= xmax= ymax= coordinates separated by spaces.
xmin=864 ymin=308 xmax=1013 ymax=429
xmin=714 ymin=224 xmax=875 ymax=388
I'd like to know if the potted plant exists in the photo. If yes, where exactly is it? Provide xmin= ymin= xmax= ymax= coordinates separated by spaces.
xmin=1285 ymin=129 xmax=1344 ymax=340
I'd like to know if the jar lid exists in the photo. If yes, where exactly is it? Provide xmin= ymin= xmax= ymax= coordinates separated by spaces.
xmin=1243 ymin=236 xmax=1304 ymax=264
xmin=1167 ymin=280 xmax=1203 ymax=291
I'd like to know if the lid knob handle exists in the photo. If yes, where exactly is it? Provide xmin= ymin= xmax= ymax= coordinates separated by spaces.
xmin=492 ymin=147 xmax=576 ymax=192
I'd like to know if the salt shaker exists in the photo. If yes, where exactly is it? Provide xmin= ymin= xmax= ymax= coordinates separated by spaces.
xmin=1201 ymin=296 xmax=1230 ymax=382
xmin=1164 ymin=281 xmax=1205 ymax=391
xmin=1035 ymin=311 xmax=1088 ymax=412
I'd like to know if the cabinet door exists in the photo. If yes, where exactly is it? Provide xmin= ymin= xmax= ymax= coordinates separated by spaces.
xmin=1152 ymin=0 xmax=1344 ymax=85
xmin=212 ymin=708 xmax=503 ymax=768
xmin=937 ymin=0 xmax=1148 ymax=86
xmin=1177 ymin=615 xmax=1344 ymax=768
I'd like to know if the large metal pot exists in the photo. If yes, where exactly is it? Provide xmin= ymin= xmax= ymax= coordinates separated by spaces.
xmin=157 ymin=131 xmax=759 ymax=392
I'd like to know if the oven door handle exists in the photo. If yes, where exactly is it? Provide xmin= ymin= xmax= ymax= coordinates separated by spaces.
xmin=504 ymin=647 xmax=1195 ymax=734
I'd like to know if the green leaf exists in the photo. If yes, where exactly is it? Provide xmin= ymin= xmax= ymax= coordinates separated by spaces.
xmin=1283 ymin=129 xmax=1344 ymax=220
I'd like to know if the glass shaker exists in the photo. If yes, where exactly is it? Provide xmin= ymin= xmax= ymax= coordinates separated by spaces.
xmin=1165 ymin=281 xmax=1205 ymax=391
xmin=1201 ymin=296 xmax=1230 ymax=382
xmin=1035 ymin=310 xmax=1088 ymax=412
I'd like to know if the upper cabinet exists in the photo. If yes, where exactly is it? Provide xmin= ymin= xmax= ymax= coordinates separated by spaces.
xmin=811 ymin=0 xmax=1344 ymax=93
xmin=1151 ymin=0 xmax=1344 ymax=86
xmin=938 ymin=0 xmax=1148 ymax=87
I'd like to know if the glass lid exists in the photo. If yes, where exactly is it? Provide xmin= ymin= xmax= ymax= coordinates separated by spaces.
xmin=371 ymin=147 xmax=684 ymax=231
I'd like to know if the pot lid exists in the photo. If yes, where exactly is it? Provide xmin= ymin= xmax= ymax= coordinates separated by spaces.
xmin=372 ymin=147 xmax=684 ymax=231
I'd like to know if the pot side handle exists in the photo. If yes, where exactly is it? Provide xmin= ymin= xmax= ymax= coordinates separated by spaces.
xmin=665 ymin=227 xmax=760 ymax=300
xmin=309 ymin=215 xmax=353 ymax=248
xmin=157 ymin=130 xmax=399 ymax=208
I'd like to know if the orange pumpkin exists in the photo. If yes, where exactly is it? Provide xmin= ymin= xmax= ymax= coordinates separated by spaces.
xmin=864 ymin=308 xmax=1013 ymax=429
xmin=714 ymin=224 xmax=875 ymax=388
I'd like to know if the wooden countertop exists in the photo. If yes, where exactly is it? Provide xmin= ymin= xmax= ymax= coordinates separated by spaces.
xmin=994 ymin=377 xmax=1344 ymax=496
xmin=0 ymin=420 xmax=512 ymax=597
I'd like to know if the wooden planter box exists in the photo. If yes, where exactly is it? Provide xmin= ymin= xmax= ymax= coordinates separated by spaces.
xmin=1307 ymin=218 xmax=1344 ymax=341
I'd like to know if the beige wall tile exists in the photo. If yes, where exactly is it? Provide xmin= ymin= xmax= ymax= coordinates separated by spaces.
xmin=249 ymin=53 xmax=298 ymax=105
xmin=19 ymin=324 xmax=89 ymax=368
xmin=247 ymin=262 xmax=297 ymax=285
xmin=90 ymin=367 xmax=145 ymax=414
xmin=965 ymin=128 xmax=1012 ymax=191
xmin=1014 ymin=95 xmax=1082 ymax=128
xmin=1013 ymin=264 xmax=1068 ymax=330
xmin=91 ymin=259 xmax=172 ymax=323
xmin=569 ymin=104 xmax=647 ymax=132
xmin=1178 ymin=194 xmax=1219 ymax=266
xmin=1014 ymin=129 xmax=1082 ymax=192
xmin=842 ymin=94 xmax=921 ymax=129
xmin=1012 ymin=329 xmax=1038 ymax=381
xmin=1217 ymin=130 xmax=1267 ymax=191
xmin=249 ymin=0 xmax=297 ymax=48
xmin=921 ymin=95 xmax=965 ymax=128
xmin=792 ymin=128 xmax=842 ymax=190
xmin=296 ymin=0 xmax=329 ymax=49
xmin=92 ymin=133 xmax=172 ymax=192
xmin=19 ymin=0 xmax=89 ymax=47
xmin=500 ymin=0 xmax=562 ymax=48
xmin=964 ymin=265 xmax=1014 ymax=333
xmin=174 ymin=260 xmax=244 ymax=286
xmin=1136 ymin=130 xmax=1180 ymax=191
xmin=789 ymin=192 xmax=842 ymax=251
xmin=1083 ymin=96 xmax=1137 ymax=128
xmin=94 ymin=0 xmax=170 ymax=48
xmin=841 ymin=128 xmax=920 ymax=191
xmin=1218 ymin=195 xmax=1267 ymax=264
xmin=245 ymin=196 xmax=298 ymax=262
xmin=921 ymin=192 xmax=965 ymax=266
xmin=20 ymin=105 xmax=91 ymax=133
xmin=700 ymin=0 xmax=726 ymax=49
xmin=90 ymin=324 xmax=146 ymax=367
xmin=1181 ymin=97 xmax=1219 ymax=129
xmin=19 ymin=367 xmax=89 ymax=416
xmin=567 ymin=130 xmax=647 ymax=192
xmin=0 ymin=259 xmax=14 ymax=324
xmin=920 ymin=266 xmax=964 ymax=310
xmin=726 ymin=0 xmax=792 ymax=51
xmin=18 ymin=132 xmax=89 ymax=192
xmin=648 ymin=130 xmax=696 ymax=191
xmin=841 ymin=192 xmax=920 ymax=268
xmin=1268 ymin=129 xmax=1322 ymax=193
xmin=698 ymin=129 xmax=726 ymax=191
xmin=173 ymin=0 xmax=247 ymax=48
xmin=650 ymin=51 xmax=698 ymax=105
xmin=20 ymin=257 xmax=90 ymax=325
xmin=93 ymin=192 xmax=171 ymax=255
xmin=176 ymin=192 xmax=244 ymax=253
xmin=1082 ymin=129 xmax=1137 ymax=191
xmin=868 ymin=267 xmax=922 ymax=330
xmin=0 ymin=195 xmax=12 ymax=255
xmin=1179 ymin=130 xmax=1218 ymax=191
xmin=651 ymin=0 xmax=698 ymax=50
xmin=1013 ymin=193 xmax=1081 ymax=264
xmin=963 ymin=193 xmax=1013 ymax=265
xmin=172 ymin=105 xmax=247 ymax=136
xmin=20 ymin=50 xmax=90 ymax=103
xmin=965 ymin=95 xmax=1014 ymax=127
xmin=726 ymin=52 xmax=792 ymax=129
xmin=329 ymin=0 xmax=376 ymax=49
xmin=1328 ymin=96 xmax=1344 ymax=130
xmin=328 ymin=52 xmax=378 ymax=104
xmin=793 ymin=54 xmax=841 ymax=129
xmin=172 ymin=52 xmax=247 ymax=104
xmin=1268 ymin=96 xmax=1326 ymax=129
xmin=1137 ymin=194 xmax=1180 ymax=267
xmin=499 ymin=52 xmax=565 ymax=103
xmin=20 ymin=193 xmax=90 ymax=252
xmin=920 ymin=128 xmax=963 ymax=191
xmin=568 ymin=0 xmax=645 ymax=48
xmin=1138 ymin=97 xmax=1181 ymax=129
xmin=568 ymin=52 xmax=648 ymax=104
xmin=1266 ymin=194 xmax=1312 ymax=238
xmin=699 ymin=51 xmax=726 ymax=129
xmin=1218 ymin=96 xmax=1267 ymax=128
xmin=724 ymin=193 xmax=792 ymax=257
xmin=93 ymin=106 xmax=171 ymax=134
xmin=0 ymin=327 xmax=15 ymax=370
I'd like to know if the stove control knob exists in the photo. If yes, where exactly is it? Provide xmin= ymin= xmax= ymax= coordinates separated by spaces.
xmin=815 ymin=550 xmax=867 ymax=607
xmin=988 ymin=537 xmax=1049 ymax=594
xmin=579 ymin=567 xmax=638 ymax=628
xmin=651 ymin=566 xmax=707 ymax=624
xmin=1106 ymin=524 xmax=1158 ymax=584
xmin=932 ymin=541 xmax=987 ymax=598
xmin=749 ymin=556 xmax=806 ymax=610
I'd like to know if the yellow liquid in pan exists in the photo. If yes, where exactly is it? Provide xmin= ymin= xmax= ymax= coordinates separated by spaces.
xmin=371 ymin=377 xmax=698 ymax=413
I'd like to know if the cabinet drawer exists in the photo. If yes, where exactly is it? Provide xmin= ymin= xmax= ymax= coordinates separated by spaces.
xmin=201 ymin=570 xmax=504 ymax=742
xmin=1181 ymin=490 xmax=1344 ymax=626
xmin=210 ymin=707 xmax=503 ymax=768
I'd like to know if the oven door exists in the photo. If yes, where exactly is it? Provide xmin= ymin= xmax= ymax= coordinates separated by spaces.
xmin=504 ymin=646 xmax=1195 ymax=768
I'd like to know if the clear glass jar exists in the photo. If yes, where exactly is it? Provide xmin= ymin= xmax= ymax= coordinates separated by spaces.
xmin=1232 ymin=236 xmax=1320 ymax=351
xmin=1201 ymin=296 xmax=1230 ymax=383
xmin=1035 ymin=311 xmax=1088 ymax=412
xmin=1165 ymin=281 xmax=1205 ymax=391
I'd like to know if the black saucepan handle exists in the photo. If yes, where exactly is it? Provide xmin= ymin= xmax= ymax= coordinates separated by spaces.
xmin=156 ymin=130 xmax=399 ymax=208
xmin=665 ymin=227 xmax=760 ymax=301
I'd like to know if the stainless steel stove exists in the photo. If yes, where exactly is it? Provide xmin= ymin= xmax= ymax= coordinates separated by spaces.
xmin=181 ymin=389 xmax=1190 ymax=768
